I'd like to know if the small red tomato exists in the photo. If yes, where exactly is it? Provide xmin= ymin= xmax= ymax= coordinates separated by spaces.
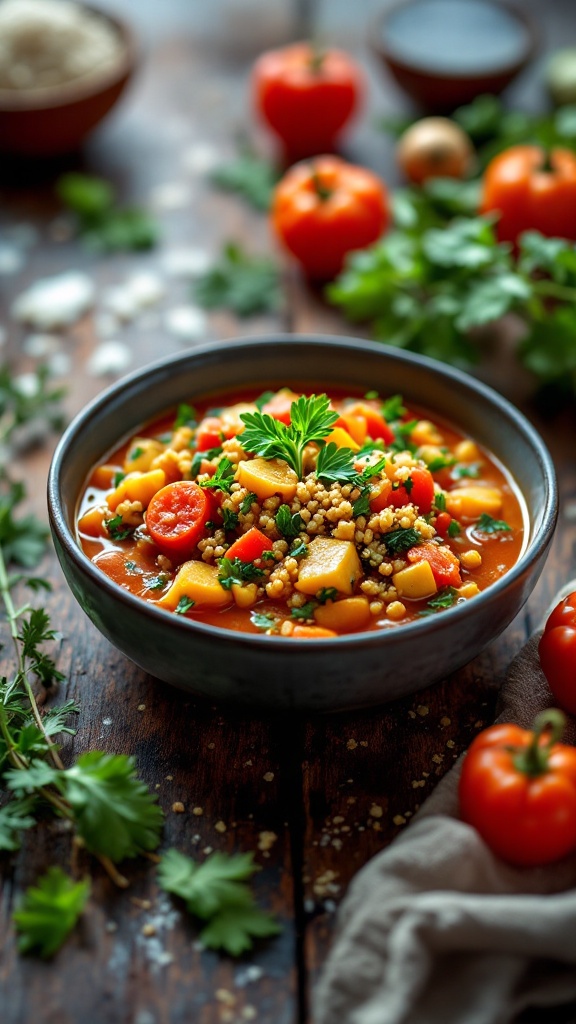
xmin=252 ymin=42 xmax=363 ymax=162
xmin=481 ymin=145 xmax=576 ymax=245
xmin=539 ymin=591 xmax=576 ymax=715
xmin=271 ymin=155 xmax=389 ymax=281
xmin=459 ymin=710 xmax=576 ymax=866
xmin=388 ymin=466 xmax=435 ymax=515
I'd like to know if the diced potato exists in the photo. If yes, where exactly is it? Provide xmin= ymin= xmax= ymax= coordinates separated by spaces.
xmin=454 ymin=439 xmax=481 ymax=463
xmin=445 ymin=485 xmax=502 ymax=521
xmin=106 ymin=469 xmax=166 ymax=512
xmin=458 ymin=582 xmax=480 ymax=599
xmin=410 ymin=420 xmax=443 ymax=446
xmin=221 ymin=402 xmax=258 ymax=435
xmin=325 ymin=426 xmax=360 ymax=452
xmin=231 ymin=583 xmax=258 ymax=608
xmin=392 ymin=561 xmax=437 ymax=600
xmin=295 ymin=537 xmax=363 ymax=596
xmin=237 ymin=458 xmax=297 ymax=501
xmin=123 ymin=437 xmax=165 ymax=474
xmin=77 ymin=505 xmax=107 ymax=537
xmin=314 ymin=596 xmax=371 ymax=633
xmin=91 ymin=464 xmax=120 ymax=490
xmin=157 ymin=560 xmax=232 ymax=610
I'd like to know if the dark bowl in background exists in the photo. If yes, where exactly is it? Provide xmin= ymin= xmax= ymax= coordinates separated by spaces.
xmin=0 ymin=4 xmax=136 ymax=156
xmin=370 ymin=0 xmax=538 ymax=112
xmin=48 ymin=335 xmax=557 ymax=712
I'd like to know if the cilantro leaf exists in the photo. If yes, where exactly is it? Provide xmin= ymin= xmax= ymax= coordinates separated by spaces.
xmin=291 ymin=601 xmax=317 ymax=620
xmin=199 ymin=457 xmax=236 ymax=495
xmin=13 ymin=867 xmax=90 ymax=958
xmin=105 ymin=515 xmax=133 ymax=541
xmin=217 ymin=557 xmax=265 ymax=590
xmin=221 ymin=507 xmax=240 ymax=531
xmin=316 ymin=443 xmax=357 ymax=484
xmin=0 ymin=480 xmax=48 ymax=568
xmin=4 ymin=759 xmax=61 ymax=793
xmin=176 ymin=596 xmax=195 ymax=615
xmin=158 ymin=848 xmax=257 ymax=919
xmin=240 ymin=394 xmax=338 ymax=478
xmin=475 ymin=514 xmax=512 ymax=534
xmin=317 ymin=587 xmax=338 ymax=604
xmin=240 ymin=492 xmax=258 ymax=515
xmin=0 ymin=797 xmax=36 ymax=851
xmin=190 ymin=445 xmax=223 ymax=478
xmin=250 ymin=611 xmax=279 ymax=632
xmin=383 ymin=527 xmax=422 ymax=554
xmin=174 ymin=403 xmax=198 ymax=429
xmin=419 ymin=587 xmax=459 ymax=614
xmin=381 ymin=394 xmax=406 ymax=422
xmin=275 ymin=505 xmax=303 ymax=538
xmin=200 ymin=903 xmax=281 ymax=957
xmin=352 ymin=493 xmax=371 ymax=518
xmin=194 ymin=242 xmax=282 ymax=317
xmin=452 ymin=462 xmax=481 ymax=480
xmin=289 ymin=538 xmax=308 ymax=559
xmin=447 ymin=519 xmax=461 ymax=537
xmin=210 ymin=150 xmax=279 ymax=212
xmin=57 ymin=173 xmax=158 ymax=252
xmin=60 ymin=751 xmax=163 ymax=862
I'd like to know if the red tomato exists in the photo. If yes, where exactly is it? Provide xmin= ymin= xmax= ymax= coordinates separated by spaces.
xmin=407 ymin=542 xmax=462 ymax=588
xmin=539 ymin=591 xmax=576 ymax=715
xmin=146 ymin=481 xmax=210 ymax=560
xmin=434 ymin=511 xmax=453 ymax=537
xmin=252 ymin=42 xmax=362 ymax=162
xmin=368 ymin=478 xmax=392 ymax=514
xmin=481 ymin=145 xmax=576 ymax=245
xmin=459 ymin=711 xmax=576 ymax=866
xmin=225 ymin=527 xmax=274 ymax=563
xmin=261 ymin=389 xmax=301 ymax=425
xmin=345 ymin=401 xmax=395 ymax=445
xmin=271 ymin=155 xmax=390 ymax=281
xmin=195 ymin=417 xmax=223 ymax=452
xmin=388 ymin=467 xmax=435 ymax=515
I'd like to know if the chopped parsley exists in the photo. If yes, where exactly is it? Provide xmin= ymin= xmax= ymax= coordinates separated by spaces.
xmin=388 ymin=419 xmax=418 ymax=455
xmin=291 ymin=601 xmax=317 ymax=620
xmin=289 ymin=538 xmax=309 ymax=559
xmin=113 ymin=471 xmax=125 ymax=488
xmin=352 ymin=492 xmax=371 ymax=518
xmin=221 ymin=508 xmax=240 ymax=531
xmin=381 ymin=394 xmax=406 ymax=422
xmin=476 ymin=514 xmax=511 ymax=534
xmin=447 ymin=518 xmax=461 ymax=537
xmin=250 ymin=611 xmax=279 ymax=632
xmin=316 ymin=443 xmax=358 ymax=485
xmin=129 ymin=446 xmax=144 ymax=462
xmin=147 ymin=574 xmax=168 ymax=591
xmin=175 ymin=596 xmax=196 ymax=615
xmin=452 ymin=462 xmax=481 ymax=480
xmin=190 ymin=446 xmax=223 ymax=478
xmin=419 ymin=587 xmax=459 ymax=614
xmin=125 ymin=561 xmax=141 ymax=575
xmin=275 ymin=505 xmax=303 ymax=538
xmin=199 ymin=457 xmax=236 ymax=495
xmin=364 ymin=390 xmax=379 ymax=400
xmin=383 ymin=527 xmax=422 ymax=554
xmin=217 ymin=557 xmax=265 ymax=590
xmin=427 ymin=453 xmax=456 ymax=472
xmin=240 ymin=492 xmax=258 ymax=515
xmin=254 ymin=390 xmax=275 ymax=411
xmin=434 ymin=492 xmax=447 ymax=512
xmin=174 ymin=403 xmax=198 ymax=429
xmin=105 ymin=516 xmax=133 ymax=541
xmin=317 ymin=587 xmax=338 ymax=604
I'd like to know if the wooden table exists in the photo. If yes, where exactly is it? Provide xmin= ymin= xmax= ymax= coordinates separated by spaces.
xmin=1 ymin=9 xmax=575 ymax=1023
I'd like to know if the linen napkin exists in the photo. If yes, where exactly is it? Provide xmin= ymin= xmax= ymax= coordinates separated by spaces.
xmin=314 ymin=605 xmax=576 ymax=1024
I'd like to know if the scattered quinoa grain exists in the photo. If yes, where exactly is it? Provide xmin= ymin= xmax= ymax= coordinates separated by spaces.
xmin=172 ymin=801 xmax=185 ymax=813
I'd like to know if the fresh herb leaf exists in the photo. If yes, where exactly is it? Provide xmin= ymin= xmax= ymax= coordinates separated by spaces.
xmin=176 ymin=596 xmax=195 ymax=615
xmin=289 ymin=538 xmax=309 ymax=559
xmin=389 ymin=420 xmax=418 ymax=455
xmin=240 ymin=492 xmax=258 ymax=515
xmin=419 ymin=587 xmax=459 ymax=614
xmin=475 ymin=514 xmax=512 ymax=534
xmin=352 ymin=493 xmax=371 ymax=518
xmin=250 ymin=611 xmax=279 ymax=632
xmin=200 ymin=902 xmax=281 ymax=957
xmin=381 ymin=394 xmax=406 ymax=422
xmin=13 ymin=867 xmax=90 ymax=958
xmin=4 ymin=759 xmax=61 ymax=794
xmin=221 ymin=507 xmax=240 ymax=531
xmin=434 ymin=492 xmax=447 ymax=512
xmin=194 ymin=242 xmax=282 ymax=317
xmin=447 ymin=519 xmax=461 ymax=537
xmin=291 ymin=601 xmax=317 ymax=620
xmin=129 ymin=447 xmax=144 ymax=462
xmin=217 ymin=557 xmax=265 ymax=590
xmin=105 ymin=515 xmax=133 ymax=541
xmin=113 ymin=471 xmax=125 ymax=488
xmin=146 ymin=574 xmax=168 ymax=591
xmin=199 ymin=457 xmax=236 ymax=495
xmin=210 ymin=149 xmax=279 ymax=212
xmin=0 ymin=480 xmax=48 ymax=567
xmin=316 ymin=443 xmax=357 ymax=484
xmin=57 ymin=173 xmax=158 ymax=252
xmin=383 ymin=527 xmax=422 ymax=554
xmin=275 ymin=505 xmax=303 ymax=538
xmin=174 ymin=403 xmax=198 ymax=429
xmin=60 ymin=752 xmax=164 ymax=862
xmin=240 ymin=394 xmax=338 ymax=478
xmin=452 ymin=462 xmax=481 ymax=480
xmin=0 ymin=797 xmax=37 ymax=851
xmin=255 ymin=390 xmax=276 ymax=411
xmin=191 ymin=445 xmax=223 ymax=478
xmin=427 ymin=453 xmax=456 ymax=472
xmin=317 ymin=587 xmax=338 ymax=604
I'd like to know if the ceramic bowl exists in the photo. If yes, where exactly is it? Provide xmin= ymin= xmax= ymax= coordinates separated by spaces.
xmin=370 ymin=0 xmax=537 ymax=112
xmin=48 ymin=336 xmax=557 ymax=712
xmin=0 ymin=4 xmax=136 ymax=156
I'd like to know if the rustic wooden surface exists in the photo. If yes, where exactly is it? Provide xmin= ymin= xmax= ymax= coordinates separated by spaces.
xmin=1 ymin=8 xmax=576 ymax=1024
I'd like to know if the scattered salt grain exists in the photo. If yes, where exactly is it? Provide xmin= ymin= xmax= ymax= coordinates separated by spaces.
xmin=12 ymin=271 xmax=95 ymax=329
xmin=0 ymin=243 xmax=24 ymax=275
xmin=22 ymin=333 xmax=61 ymax=358
xmin=47 ymin=351 xmax=72 ymax=377
xmin=182 ymin=142 xmax=220 ymax=175
xmin=87 ymin=341 xmax=131 ymax=377
xmin=164 ymin=305 xmax=207 ymax=341
xmin=13 ymin=372 xmax=40 ymax=398
xmin=101 ymin=273 xmax=164 ymax=322
xmin=149 ymin=182 xmax=192 ymax=211
xmin=234 ymin=965 xmax=264 ymax=987
xmin=94 ymin=310 xmax=120 ymax=339
xmin=102 ymin=717 xmax=112 ymax=726
xmin=161 ymin=247 xmax=211 ymax=279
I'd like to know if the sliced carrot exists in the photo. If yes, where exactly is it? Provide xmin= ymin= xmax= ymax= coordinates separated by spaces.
xmin=291 ymin=624 xmax=337 ymax=638
xmin=225 ymin=526 xmax=274 ymax=562
xmin=146 ymin=481 xmax=209 ymax=560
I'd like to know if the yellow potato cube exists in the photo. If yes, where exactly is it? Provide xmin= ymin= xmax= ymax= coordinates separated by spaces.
xmin=454 ymin=439 xmax=481 ymax=463
xmin=77 ymin=505 xmax=107 ymax=538
xmin=410 ymin=420 xmax=443 ymax=446
xmin=314 ymin=596 xmax=371 ymax=633
xmin=106 ymin=468 xmax=167 ymax=512
xmin=295 ymin=537 xmax=363 ymax=596
xmin=445 ymin=485 xmax=502 ymax=521
xmin=221 ymin=402 xmax=258 ymax=435
xmin=324 ymin=426 xmax=360 ymax=452
xmin=91 ymin=464 xmax=120 ymax=490
xmin=123 ymin=438 xmax=164 ymax=474
xmin=392 ymin=561 xmax=437 ymax=600
xmin=231 ymin=583 xmax=258 ymax=608
xmin=237 ymin=458 xmax=297 ymax=501
xmin=157 ymin=560 xmax=232 ymax=611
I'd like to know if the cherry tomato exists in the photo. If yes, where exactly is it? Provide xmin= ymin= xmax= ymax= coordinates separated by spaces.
xmin=388 ymin=466 xmax=435 ymax=515
xmin=146 ymin=481 xmax=210 ymax=560
xmin=407 ymin=541 xmax=462 ymax=588
xmin=459 ymin=711 xmax=576 ymax=866
xmin=195 ymin=417 xmax=224 ymax=452
xmin=252 ymin=42 xmax=363 ymax=162
xmin=396 ymin=117 xmax=473 ymax=185
xmin=271 ymin=155 xmax=390 ymax=281
xmin=481 ymin=145 xmax=576 ymax=245
xmin=224 ymin=527 xmax=274 ymax=563
xmin=539 ymin=591 xmax=576 ymax=715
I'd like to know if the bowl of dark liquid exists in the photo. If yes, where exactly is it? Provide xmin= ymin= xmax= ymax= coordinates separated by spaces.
xmin=371 ymin=0 xmax=537 ymax=111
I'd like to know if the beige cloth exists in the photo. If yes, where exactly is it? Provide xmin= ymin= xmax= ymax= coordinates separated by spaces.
xmin=314 ymin=634 xmax=576 ymax=1024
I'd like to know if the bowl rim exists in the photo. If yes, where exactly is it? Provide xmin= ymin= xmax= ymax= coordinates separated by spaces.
xmin=48 ymin=333 xmax=558 ymax=655
xmin=0 ymin=1 xmax=136 ymax=112
xmin=369 ymin=0 xmax=538 ymax=83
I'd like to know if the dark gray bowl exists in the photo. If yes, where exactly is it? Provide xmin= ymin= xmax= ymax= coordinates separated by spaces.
xmin=48 ymin=335 xmax=557 ymax=712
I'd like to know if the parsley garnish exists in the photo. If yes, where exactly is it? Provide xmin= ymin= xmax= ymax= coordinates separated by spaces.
xmin=434 ymin=492 xmax=447 ymax=512
xmin=291 ymin=601 xmax=317 ymax=620
xmin=452 ymin=462 xmax=481 ymax=479
xmin=217 ymin=557 xmax=265 ymax=590
xmin=221 ymin=507 xmax=240 ymax=531
xmin=174 ymin=403 xmax=198 ymax=429
xmin=427 ymin=453 xmax=456 ymax=472
xmin=194 ymin=242 xmax=282 ymax=317
xmin=113 ymin=470 xmax=125 ymax=488
xmin=476 ymin=514 xmax=512 ymax=534
xmin=129 ymin=446 xmax=144 ymax=461
xmin=199 ymin=457 xmax=236 ymax=495
xmin=210 ymin=148 xmax=279 ymax=212
xmin=13 ymin=868 xmax=90 ymax=958
xmin=250 ymin=611 xmax=279 ymax=632
xmin=191 ymin=445 xmax=223 ymax=478
xmin=240 ymin=394 xmax=338 ymax=478
xmin=105 ymin=515 xmax=133 ymax=541
xmin=176 ymin=596 xmax=195 ymax=615
xmin=240 ymin=492 xmax=258 ymax=515
xmin=419 ymin=587 xmax=459 ymax=614
xmin=381 ymin=394 xmax=406 ymax=422
xmin=388 ymin=420 xmax=418 ymax=455
xmin=352 ymin=493 xmax=371 ymax=518
xmin=158 ymin=848 xmax=280 ymax=956
xmin=275 ymin=505 xmax=303 ymax=537
xmin=289 ymin=538 xmax=309 ymax=559
xmin=147 ymin=574 xmax=168 ymax=591
xmin=447 ymin=519 xmax=461 ymax=537
xmin=56 ymin=173 xmax=158 ymax=252
xmin=317 ymin=587 xmax=338 ymax=604
xmin=316 ymin=443 xmax=358 ymax=484
xmin=383 ymin=527 xmax=422 ymax=554
xmin=254 ymin=391 xmax=276 ymax=411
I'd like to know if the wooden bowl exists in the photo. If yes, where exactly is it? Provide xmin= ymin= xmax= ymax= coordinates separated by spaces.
xmin=0 ymin=4 xmax=136 ymax=156
xmin=370 ymin=0 xmax=538 ymax=112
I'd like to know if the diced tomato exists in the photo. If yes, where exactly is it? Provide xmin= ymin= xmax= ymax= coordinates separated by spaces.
xmin=146 ymin=481 xmax=210 ymax=560
xmin=369 ymin=478 xmax=392 ymax=513
xmin=389 ymin=467 xmax=435 ymax=515
xmin=333 ymin=412 xmax=367 ymax=445
xmin=195 ymin=417 xmax=224 ymax=452
xmin=225 ymin=526 xmax=274 ymax=562
xmin=261 ymin=390 xmax=301 ymax=425
xmin=291 ymin=624 xmax=338 ymax=638
xmin=345 ymin=401 xmax=394 ymax=445
xmin=435 ymin=511 xmax=453 ymax=537
xmin=407 ymin=542 xmax=462 ymax=588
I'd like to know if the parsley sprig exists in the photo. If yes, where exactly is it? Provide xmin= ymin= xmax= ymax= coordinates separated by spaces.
xmin=56 ymin=173 xmax=158 ymax=252
xmin=240 ymin=394 xmax=338 ymax=478
xmin=194 ymin=242 xmax=282 ymax=317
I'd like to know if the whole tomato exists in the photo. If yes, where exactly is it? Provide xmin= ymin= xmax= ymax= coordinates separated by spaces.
xmin=252 ymin=42 xmax=362 ymax=162
xmin=271 ymin=156 xmax=389 ymax=280
xmin=539 ymin=591 xmax=576 ymax=715
xmin=481 ymin=145 xmax=576 ymax=245
xmin=459 ymin=710 xmax=576 ymax=866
